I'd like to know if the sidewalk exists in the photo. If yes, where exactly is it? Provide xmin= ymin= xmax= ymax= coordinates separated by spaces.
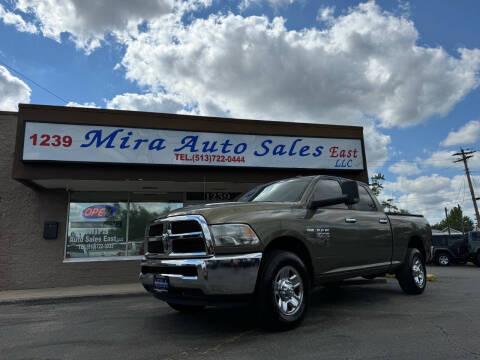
xmin=0 ymin=283 xmax=147 ymax=305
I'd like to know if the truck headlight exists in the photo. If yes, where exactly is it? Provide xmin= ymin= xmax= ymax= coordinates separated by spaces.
xmin=210 ymin=224 xmax=260 ymax=247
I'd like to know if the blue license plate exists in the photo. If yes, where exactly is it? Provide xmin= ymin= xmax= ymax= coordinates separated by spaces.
xmin=154 ymin=275 xmax=168 ymax=291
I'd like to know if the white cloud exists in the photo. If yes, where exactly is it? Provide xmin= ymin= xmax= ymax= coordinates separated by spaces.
xmin=441 ymin=120 xmax=480 ymax=147
xmin=106 ymin=92 xmax=186 ymax=113
xmin=240 ymin=0 xmax=299 ymax=11
xmin=0 ymin=66 xmax=31 ymax=111
xmin=317 ymin=6 xmax=335 ymax=23
xmin=0 ymin=4 xmax=37 ymax=33
xmin=363 ymin=124 xmax=391 ymax=174
xmin=12 ymin=0 xmax=174 ymax=53
xmin=268 ymin=0 xmax=298 ymax=7
xmin=424 ymin=150 xmax=480 ymax=170
xmin=388 ymin=160 xmax=421 ymax=176
xmin=66 ymin=101 xmax=99 ymax=108
xmin=119 ymin=2 xmax=480 ymax=132
xmin=383 ymin=174 xmax=480 ymax=224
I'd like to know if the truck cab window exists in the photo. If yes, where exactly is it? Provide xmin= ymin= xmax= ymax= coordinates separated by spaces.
xmin=249 ymin=178 xmax=311 ymax=202
xmin=312 ymin=179 xmax=347 ymax=209
xmin=350 ymin=186 xmax=376 ymax=211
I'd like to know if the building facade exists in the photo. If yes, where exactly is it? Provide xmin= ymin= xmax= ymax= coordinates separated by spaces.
xmin=0 ymin=104 xmax=368 ymax=290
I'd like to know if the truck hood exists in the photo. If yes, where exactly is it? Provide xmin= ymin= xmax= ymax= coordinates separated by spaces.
xmin=165 ymin=202 xmax=299 ymax=224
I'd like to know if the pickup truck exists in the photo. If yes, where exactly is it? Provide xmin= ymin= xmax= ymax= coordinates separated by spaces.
xmin=139 ymin=175 xmax=432 ymax=329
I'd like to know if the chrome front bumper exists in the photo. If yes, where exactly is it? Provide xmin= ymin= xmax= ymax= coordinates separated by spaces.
xmin=139 ymin=252 xmax=262 ymax=296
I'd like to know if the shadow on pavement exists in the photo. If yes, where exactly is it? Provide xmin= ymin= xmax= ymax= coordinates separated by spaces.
xmin=142 ymin=279 xmax=403 ymax=335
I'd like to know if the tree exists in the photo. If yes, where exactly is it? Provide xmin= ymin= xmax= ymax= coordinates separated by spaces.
xmin=382 ymin=198 xmax=399 ymax=212
xmin=432 ymin=205 xmax=474 ymax=233
xmin=369 ymin=173 xmax=407 ymax=213
xmin=370 ymin=173 xmax=385 ymax=197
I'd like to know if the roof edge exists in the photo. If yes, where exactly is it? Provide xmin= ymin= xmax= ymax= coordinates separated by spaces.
xmin=18 ymin=104 xmax=364 ymax=131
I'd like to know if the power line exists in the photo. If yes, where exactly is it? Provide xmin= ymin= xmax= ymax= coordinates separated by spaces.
xmin=0 ymin=59 xmax=70 ymax=104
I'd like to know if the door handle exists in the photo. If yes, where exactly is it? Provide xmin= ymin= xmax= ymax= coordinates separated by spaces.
xmin=345 ymin=218 xmax=357 ymax=223
xmin=379 ymin=218 xmax=388 ymax=224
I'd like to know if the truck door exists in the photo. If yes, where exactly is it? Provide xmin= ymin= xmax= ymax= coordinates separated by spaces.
xmin=307 ymin=179 xmax=359 ymax=274
xmin=345 ymin=185 xmax=392 ymax=268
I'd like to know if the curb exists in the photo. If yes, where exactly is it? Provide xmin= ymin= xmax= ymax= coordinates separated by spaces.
xmin=384 ymin=273 xmax=437 ymax=281
xmin=0 ymin=291 xmax=148 ymax=305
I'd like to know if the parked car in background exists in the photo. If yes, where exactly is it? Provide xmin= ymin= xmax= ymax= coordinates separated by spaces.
xmin=467 ymin=231 xmax=480 ymax=266
xmin=431 ymin=233 xmax=469 ymax=266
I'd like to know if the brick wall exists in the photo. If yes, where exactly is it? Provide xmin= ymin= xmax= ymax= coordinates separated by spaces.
xmin=0 ymin=113 xmax=139 ymax=290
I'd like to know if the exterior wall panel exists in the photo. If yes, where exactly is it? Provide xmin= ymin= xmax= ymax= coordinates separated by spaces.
xmin=1 ymin=112 xmax=139 ymax=290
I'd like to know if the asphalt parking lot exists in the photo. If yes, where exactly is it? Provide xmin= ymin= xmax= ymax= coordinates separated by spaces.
xmin=1 ymin=264 xmax=479 ymax=360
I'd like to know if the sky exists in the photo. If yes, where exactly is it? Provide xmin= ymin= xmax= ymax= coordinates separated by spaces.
xmin=1 ymin=0 xmax=480 ymax=225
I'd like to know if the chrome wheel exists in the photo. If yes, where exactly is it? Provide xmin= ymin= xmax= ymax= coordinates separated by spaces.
xmin=438 ymin=255 xmax=449 ymax=266
xmin=412 ymin=256 xmax=425 ymax=288
xmin=274 ymin=265 xmax=304 ymax=316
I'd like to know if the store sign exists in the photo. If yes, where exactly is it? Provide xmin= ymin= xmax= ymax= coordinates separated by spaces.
xmin=82 ymin=205 xmax=115 ymax=219
xmin=23 ymin=121 xmax=364 ymax=170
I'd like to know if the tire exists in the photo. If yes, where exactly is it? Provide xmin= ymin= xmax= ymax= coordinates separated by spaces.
xmin=167 ymin=302 xmax=205 ymax=313
xmin=396 ymin=248 xmax=427 ymax=295
xmin=435 ymin=252 xmax=451 ymax=266
xmin=256 ymin=250 xmax=310 ymax=330
xmin=473 ymin=252 xmax=480 ymax=267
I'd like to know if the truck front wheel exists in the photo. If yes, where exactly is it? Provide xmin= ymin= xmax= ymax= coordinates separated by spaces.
xmin=256 ymin=250 xmax=310 ymax=330
xmin=396 ymin=248 xmax=426 ymax=295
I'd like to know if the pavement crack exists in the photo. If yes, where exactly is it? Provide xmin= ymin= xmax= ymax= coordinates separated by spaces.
xmin=436 ymin=325 xmax=480 ymax=358
xmin=162 ymin=330 xmax=256 ymax=360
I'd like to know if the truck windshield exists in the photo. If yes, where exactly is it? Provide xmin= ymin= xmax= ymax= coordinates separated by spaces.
xmin=238 ymin=178 xmax=311 ymax=202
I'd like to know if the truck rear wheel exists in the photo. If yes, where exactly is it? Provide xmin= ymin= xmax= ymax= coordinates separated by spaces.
xmin=396 ymin=248 xmax=426 ymax=295
xmin=256 ymin=250 xmax=310 ymax=330
xmin=435 ymin=252 xmax=451 ymax=266
xmin=167 ymin=302 xmax=205 ymax=313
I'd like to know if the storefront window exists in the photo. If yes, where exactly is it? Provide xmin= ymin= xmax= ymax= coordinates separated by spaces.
xmin=66 ymin=202 xmax=128 ymax=259
xmin=66 ymin=192 xmax=184 ymax=261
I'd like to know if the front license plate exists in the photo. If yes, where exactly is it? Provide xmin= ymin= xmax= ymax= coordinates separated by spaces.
xmin=154 ymin=275 xmax=169 ymax=291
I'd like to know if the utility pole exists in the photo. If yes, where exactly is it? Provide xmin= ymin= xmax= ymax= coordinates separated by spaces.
xmin=444 ymin=207 xmax=451 ymax=237
xmin=453 ymin=149 xmax=480 ymax=226
xmin=458 ymin=204 xmax=465 ymax=235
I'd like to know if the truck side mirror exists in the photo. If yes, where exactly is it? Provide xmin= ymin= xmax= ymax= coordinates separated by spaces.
xmin=308 ymin=179 xmax=360 ymax=210
xmin=341 ymin=180 xmax=359 ymax=205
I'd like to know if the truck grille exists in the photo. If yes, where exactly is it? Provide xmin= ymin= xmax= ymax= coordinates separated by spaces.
xmin=171 ymin=237 xmax=205 ymax=253
xmin=147 ymin=241 xmax=164 ymax=253
xmin=146 ymin=216 xmax=209 ymax=257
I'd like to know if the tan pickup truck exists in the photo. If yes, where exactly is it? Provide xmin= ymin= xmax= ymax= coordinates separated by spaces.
xmin=140 ymin=175 xmax=432 ymax=329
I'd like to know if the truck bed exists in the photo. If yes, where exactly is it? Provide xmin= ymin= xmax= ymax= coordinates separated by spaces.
xmin=387 ymin=213 xmax=432 ymax=264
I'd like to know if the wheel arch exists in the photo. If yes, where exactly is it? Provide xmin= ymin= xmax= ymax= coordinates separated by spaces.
xmin=408 ymin=235 xmax=426 ymax=260
xmin=262 ymin=236 xmax=315 ymax=285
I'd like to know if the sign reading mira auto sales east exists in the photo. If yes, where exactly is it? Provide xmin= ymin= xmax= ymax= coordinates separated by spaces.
xmin=22 ymin=121 xmax=364 ymax=170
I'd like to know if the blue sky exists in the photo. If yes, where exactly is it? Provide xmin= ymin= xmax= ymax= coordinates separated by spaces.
xmin=1 ymin=0 xmax=480 ymax=224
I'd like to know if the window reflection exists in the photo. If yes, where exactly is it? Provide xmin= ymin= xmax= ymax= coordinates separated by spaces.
xmin=66 ymin=195 xmax=183 ymax=260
